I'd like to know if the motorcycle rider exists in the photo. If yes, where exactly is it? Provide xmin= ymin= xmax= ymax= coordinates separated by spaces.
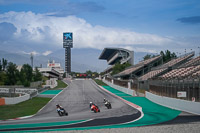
xmin=89 ymin=102 xmax=100 ymax=112
xmin=56 ymin=104 xmax=68 ymax=116
xmin=56 ymin=104 xmax=64 ymax=110
xmin=103 ymin=98 xmax=112 ymax=109
xmin=89 ymin=102 xmax=95 ymax=108
xmin=103 ymin=98 xmax=109 ymax=103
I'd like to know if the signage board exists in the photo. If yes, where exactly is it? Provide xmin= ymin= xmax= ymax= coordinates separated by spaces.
xmin=63 ymin=32 xmax=73 ymax=48
xmin=177 ymin=91 xmax=187 ymax=98
xmin=47 ymin=63 xmax=61 ymax=68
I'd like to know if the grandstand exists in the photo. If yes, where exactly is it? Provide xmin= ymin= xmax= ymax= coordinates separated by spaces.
xmin=100 ymin=50 xmax=200 ymax=102
xmin=99 ymin=48 xmax=134 ymax=76
xmin=100 ymin=50 xmax=200 ymax=101
xmin=114 ymin=55 xmax=162 ymax=79
xmin=138 ymin=51 xmax=195 ymax=81
xmin=102 ymin=65 xmax=114 ymax=76
xmin=161 ymin=65 xmax=200 ymax=79
xmin=178 ymin=55 xmax=200 ymax=68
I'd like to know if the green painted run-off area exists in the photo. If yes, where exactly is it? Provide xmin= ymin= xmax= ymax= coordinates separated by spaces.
xmin=40 ymin=90 xmax=62 ymax=95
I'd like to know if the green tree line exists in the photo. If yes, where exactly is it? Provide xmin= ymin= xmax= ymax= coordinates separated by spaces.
xmin=0 ymin=58 xmax=42 ymax=87
xmin=143 ymin=50 xmax=177 ymax=63
xmin=111 ymin=62 xmax=131 ymax=75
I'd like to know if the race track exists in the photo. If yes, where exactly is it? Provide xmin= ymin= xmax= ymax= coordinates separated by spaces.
xmin=0 ymin=79 xmax=140 ymax=131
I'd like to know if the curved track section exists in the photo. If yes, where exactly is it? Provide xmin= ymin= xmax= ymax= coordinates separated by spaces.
xmin=0 ymin=80 xmax=140 ymax=131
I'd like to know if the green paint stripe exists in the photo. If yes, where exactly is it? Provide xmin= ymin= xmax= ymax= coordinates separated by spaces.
xmin=0 ymin=120 xmax=87 ymax=130
xmin=40 ymin=90 xmax=62 ymax=95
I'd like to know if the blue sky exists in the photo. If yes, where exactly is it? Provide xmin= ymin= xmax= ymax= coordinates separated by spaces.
xmin=0 ymin=0 xmax=200 ymax=56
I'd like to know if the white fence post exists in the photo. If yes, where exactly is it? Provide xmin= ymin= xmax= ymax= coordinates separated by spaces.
xmin=128 ymin=82 xmax=131 ymax=89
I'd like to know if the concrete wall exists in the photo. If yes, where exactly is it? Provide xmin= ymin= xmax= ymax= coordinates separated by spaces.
xmin=0 ymin=88 xmax=37 ymax=105
xmin=4 ymin=94 xmax=30 ymax=105
xmin=45 ymin=78 xmax=58 ymax=88
xmin=103 ymin=80 xmax=136 ymax=96
xmin=0 ymin=88 xmax=37 ymax=94
xmin=146 ymin=91 xmax=200 ymax=115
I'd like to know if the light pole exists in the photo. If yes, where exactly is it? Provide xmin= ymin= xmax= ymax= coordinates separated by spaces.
xmin=30 ymin=53 xmax=33 ymax=68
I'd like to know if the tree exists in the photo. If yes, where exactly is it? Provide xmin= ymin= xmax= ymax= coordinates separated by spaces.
xmin=2 ymin=58 xmax=7 ymax=71
xmin=86 ymin=70 xmax=92 ymax=75
xmin=0 ymin=71 xmax=7 ymax=85
xmin=6 ymin=62 xmax=19 ymax=85
xmin=63 ymin=72 xmax=66 ymax=78
xmin=160 ymin=50 xmax=177 ymax=63
xmin=33 ymin=67 xmax=42 ymax=81
xmin=0 ymin=60 xmax=2 ymax=71
xmin=143 ymin=54 xmax=152 ymax=60
xmin=22 ymin=64 xmax=33 ymax=81
xmin=111 ymin=62 xmax=131 ymax=75
xmin=20 ymin=64 xmax=33 ymax=86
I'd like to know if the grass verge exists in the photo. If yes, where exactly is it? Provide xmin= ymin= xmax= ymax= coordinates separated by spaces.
xmin=0 ymin=97 xmax=51 ymax=120
xmin=50 ymin=80 xmax=68 ymax=90
xmin=94 ymin=79 xmax=108 ymax=86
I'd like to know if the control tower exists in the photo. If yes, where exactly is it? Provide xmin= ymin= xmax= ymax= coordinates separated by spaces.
xmin=63 ymin=32 xmax=73 ymax=75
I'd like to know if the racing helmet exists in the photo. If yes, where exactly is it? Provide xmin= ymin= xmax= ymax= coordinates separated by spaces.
xmin=90 ymin=102 xmax=92 ymax=104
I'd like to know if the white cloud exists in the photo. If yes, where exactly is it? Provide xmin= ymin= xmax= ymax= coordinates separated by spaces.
xmin=43 ymin=50 xmax=52 ymax=56
xmin=21 ymin=51 xmax=39 ymax=55
xmin=0 ymin=11 xmax=174 ymax=50
xmin=133 ymin=47 xmax=157 ymax=53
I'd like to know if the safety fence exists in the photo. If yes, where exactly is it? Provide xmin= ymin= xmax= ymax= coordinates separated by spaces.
xmin=104 ymin=77 xmax=144 ymax=96
xmin=104 ymin=77 xmax=200 ymax=102
xmin=149 ymin=79 xmax=200 ymax=102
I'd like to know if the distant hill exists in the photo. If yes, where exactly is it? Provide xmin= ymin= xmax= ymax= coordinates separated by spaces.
xmin=0 ymin=50 xmax=106 ymax=72
xmin=0 ymin=49 xmax=152 ymax=73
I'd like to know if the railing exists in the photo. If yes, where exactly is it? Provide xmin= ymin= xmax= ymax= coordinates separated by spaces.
xmin=104 ymin=77 xmax=144 ymax=96
xmin=149 ymin=79 xmax=200 ymax=102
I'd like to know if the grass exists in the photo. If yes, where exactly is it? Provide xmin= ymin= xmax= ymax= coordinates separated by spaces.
xmin=50 ymin=80 xmax=68 ymax=90
xmin=0 ymin=97 xmax=51 ymax=120
xmin=94 ymin=79 xmax=108 ymax=86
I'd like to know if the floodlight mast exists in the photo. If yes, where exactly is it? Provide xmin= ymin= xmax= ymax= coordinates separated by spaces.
xmin=30 ymin=53 xmax=33 ymax=68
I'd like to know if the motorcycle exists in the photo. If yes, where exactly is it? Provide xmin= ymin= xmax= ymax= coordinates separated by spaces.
xmin=104 ymin=101 xmax=112 ymax=109
xmin=91 ymin=104 xmax=100 ymax=113
xmin=57 ymin=108 xmax=68 ymax=116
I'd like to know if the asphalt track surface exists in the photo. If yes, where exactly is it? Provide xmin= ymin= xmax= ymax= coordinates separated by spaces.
xmin=0 ymin=79 xmax=139 ymax=131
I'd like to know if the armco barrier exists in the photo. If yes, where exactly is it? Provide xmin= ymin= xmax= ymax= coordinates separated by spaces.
xmin=4 ymin=94 xmax=30 ymax=105
xmin=146 ymin=91 xmax=200 ymax=115
xmin=103 ymin=80 xmax=136 ymax=96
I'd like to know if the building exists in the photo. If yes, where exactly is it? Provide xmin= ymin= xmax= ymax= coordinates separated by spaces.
xmin=99 ymin=48 xmax=134 ymax=76
xmin=38 ymin=60 xmax=64 ymax=79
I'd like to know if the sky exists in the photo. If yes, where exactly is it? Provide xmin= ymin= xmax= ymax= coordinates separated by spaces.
xmin=0 ymin=0 xmax=200 ymax=58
